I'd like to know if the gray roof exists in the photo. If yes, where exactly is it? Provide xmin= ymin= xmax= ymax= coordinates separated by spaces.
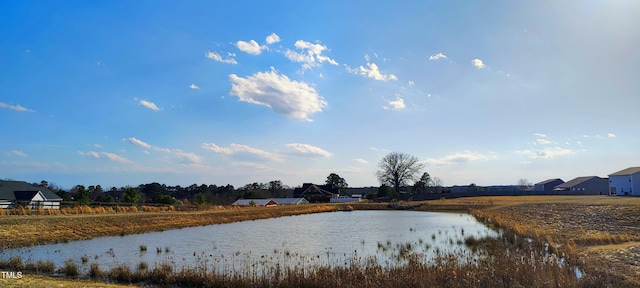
xmin=554 ymin=176 xmax=602 ymax=188
xmin=535 ymin=178 xmax=564 ymax=185
xmin=0 ymin=180 xmax=62 ymax=201
xmin=270 ymin=198 xmax=309 ymax=205
xmin=231 ymin=199 xmax=278 ymax=206
xmin=609 ymin=167 xmax=640 ymax=176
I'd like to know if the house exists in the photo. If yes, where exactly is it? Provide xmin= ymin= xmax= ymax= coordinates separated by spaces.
xmin=534 ymin=179 xmax=565 ymax=192
xmin=0 ymin=180 xmax=63 ymax=209
xmin=270 ymin=198 xmax=309 ymax=205
xmin=293 ymin=183 xmax=339 ymax=203
xmin=231 ymin=199 xmax=278 ymax=207
xmin=608 ymin=167 xmax=640 ymax=196
xmin=553 ymin=176 xmax=608 ymax=195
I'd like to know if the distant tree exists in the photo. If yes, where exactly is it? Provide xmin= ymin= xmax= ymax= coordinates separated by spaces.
xmin=467 ymin=183 xmax=478 ymax=193
xmin=377 ymin=184 xmax=390 ymax=198
xmin=194 ymin=193 xmax=207 ymax=205
xmin=431 ymin=177 xmax=444 ymax=193
xmin=123 ymin=187 xmax=140 ymax=205
xmin=376 ymin=152 xmax=424 ymax=197
xmin=268 ymin=180 xmax=285 ymax=197
xmin=413 ymin=172 xmax=431 ymax=193
xmin=326 ymin=173 xmax=348 ymax=195
xmin=155 ymin=193 xmax=175 ymax=205
xmin=74 ymin=185 xmax=91 ymax=206
xmin=518 ymin=179 xmax=532 ymax=191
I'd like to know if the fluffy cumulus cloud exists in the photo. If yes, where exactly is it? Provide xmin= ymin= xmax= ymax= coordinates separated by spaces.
xmin=285 ymin=143 xmax=332 ymax=157
xmin=123 ymin=137 xmax=202 ymax=164
xmin=385 ymin=96 xmax=405 ymax=110
xmin=228 ymin=69 xmax=327 ymax=121
xmin=205 ymin=51 xmax=237 ymax=64
xmin=608 ymin=133 xmax=616 ymax=138
xmin=429 ymin=52 xmax=447 ymax=60
xmin=266 ymin=33 xmax=281 ymax=44
xmin=0 ymin=102 xmax=35 ymax=112
xmin=202 ymin=143 xmax=284 ymax=162
xmin=139 ymin=99 xmax=160 ymax=111
xmin=347 ymin=58 xmax=398 ymax=81
xmin=471 ymin=59 xmax=486 ymax=69
xmin=284 ymin=40 xmax=338 ymax=70
xmin=78 ymin=151 xmax=131 ymax=163
xmin=516 ymin=147 xmax=575 ymax=159
xmin=189 ymin=84 xmax=200 ymax=89
xmin=236 ymin=39 xmax=265 ymax=55
xmin=424 ymin=151 xmax=489 ymax=167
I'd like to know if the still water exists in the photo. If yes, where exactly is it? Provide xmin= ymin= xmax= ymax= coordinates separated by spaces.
xmin=1 ymin=210 xmax=497 ymax=274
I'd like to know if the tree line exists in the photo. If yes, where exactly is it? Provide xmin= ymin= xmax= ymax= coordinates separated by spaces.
xmin=32 ymin=151 xmax=448 ymax=206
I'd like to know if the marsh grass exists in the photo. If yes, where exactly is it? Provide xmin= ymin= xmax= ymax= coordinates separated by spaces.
xmin=61 ymin=259 xmax=79 ymax=278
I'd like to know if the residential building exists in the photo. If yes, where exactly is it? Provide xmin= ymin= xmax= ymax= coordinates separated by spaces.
xmin=231 ymin=199 xmax=278 ymax=207
xmin=0 ymin=180 xmax=63 ymax=209
xmin=534 ymin=179 xmax=565 ymax=192
xmin=608 ymin=167 xmax=640 ymax=196
xmin=293 ymin=183 xmax=338 ymax=203
xmin=553 ymin=176 xmax=608 ymax=195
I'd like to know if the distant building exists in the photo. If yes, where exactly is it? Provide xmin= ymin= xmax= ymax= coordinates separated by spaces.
xmin=0 ymin=180 xmax=63 ymax=209
xmin=554 ymin=176 xmax=608 ymax=195
xmin=534 ymin=179 xmax=565 ymax=192
xmin=608 ymin=167 xmax=640 ymax=196
xmin=293 ymin=183 xmax=338 ymax=203
xmin=270 ymin=198 xmax=309 ymax=205
xmin=231 ymin=199 xmax=278 ymax=207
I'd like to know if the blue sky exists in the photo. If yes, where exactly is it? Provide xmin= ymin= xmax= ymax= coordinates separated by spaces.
xmin=1 ymin=0 xmax=639 ymax=189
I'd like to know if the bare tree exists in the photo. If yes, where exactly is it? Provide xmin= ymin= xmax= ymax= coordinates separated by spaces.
xmin=518 ymin=178 xmax=532 ymax=191
xmin=376 ymin=152 xmax=424 ymax=196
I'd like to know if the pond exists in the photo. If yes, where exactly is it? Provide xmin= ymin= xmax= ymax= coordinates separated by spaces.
xmin=1 ymin=210 xmax=498 ymax=275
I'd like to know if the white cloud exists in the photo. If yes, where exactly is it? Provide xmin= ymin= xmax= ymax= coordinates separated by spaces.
xmin=284 ymin=40 xmax=338 ymax=70
xmin=608 ymin=133 xmax=616 ymax=138
xmin=202 ymin=143 xmax=284 ymax=162
xmin=236 ymin=39 xmax=265 ymax=55
xmin=266 ymin=33 xmax=281 ymax=44
xmin=516 ymin=147 xmax=575 ymax=159
xmin=189 ymin=84 xmax=200 ymax=89
xmin=173 ymin=150 xmax=203 ymax=164
xmin=533 ymin=133 xmax=546 ymax=138
xmin=205 ymin=51 xmax=238 ymax=64
xmin=10 ymin=150 xmax=28 ymax=157
xmin=347 ymin=62 xmax=398 ymax=81
xmin=386 ymin=97 xmax=405 ymax=110
xmin=471 ymin=59 xmax=486 ymax=69
xmin=424 ymin=151 xmax=489 ymax=167
xmin=354 ymin=158 xmax=368 ymax=164
xmin=408 ymin=80 xmax=415 ymax=86
xmin=0 ymin=102 xmax=35 ymax=112
xmin=286 ymin=143 xmax=332 ymax=157
xmin=228 ymin=69 xmax=327 ymax=121
xmin=78 ymin=151 xmax=131 ymax=163
xmin=536 ymin=138 xmax=552 ymax=145
xmin=123 ymin=137 xmax=152 ymax=149
xmin=123 ymin=137 xmax=202 ymax=164
xmin=139 ymin=99 xmax=160 ymax=111
xmin=429 ymin=52 xmax=447 ymax=60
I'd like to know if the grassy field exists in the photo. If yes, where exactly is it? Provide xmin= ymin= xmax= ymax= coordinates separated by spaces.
xmin=1 ymin=196 xmax=639 ymax=287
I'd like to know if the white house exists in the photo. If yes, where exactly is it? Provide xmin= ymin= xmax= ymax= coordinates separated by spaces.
xmin=609 ymin=167 xmax=640 ymax=196
xmin=0 ymin=180 xmax=63 ymax=209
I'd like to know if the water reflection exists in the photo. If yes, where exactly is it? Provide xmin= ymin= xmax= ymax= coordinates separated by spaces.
xmin=1 ymin=210 xmax=498 ymax=274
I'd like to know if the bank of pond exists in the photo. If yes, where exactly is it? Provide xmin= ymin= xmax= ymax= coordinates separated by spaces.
xmin=0 ymin=210 xmax=617 ymax=287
